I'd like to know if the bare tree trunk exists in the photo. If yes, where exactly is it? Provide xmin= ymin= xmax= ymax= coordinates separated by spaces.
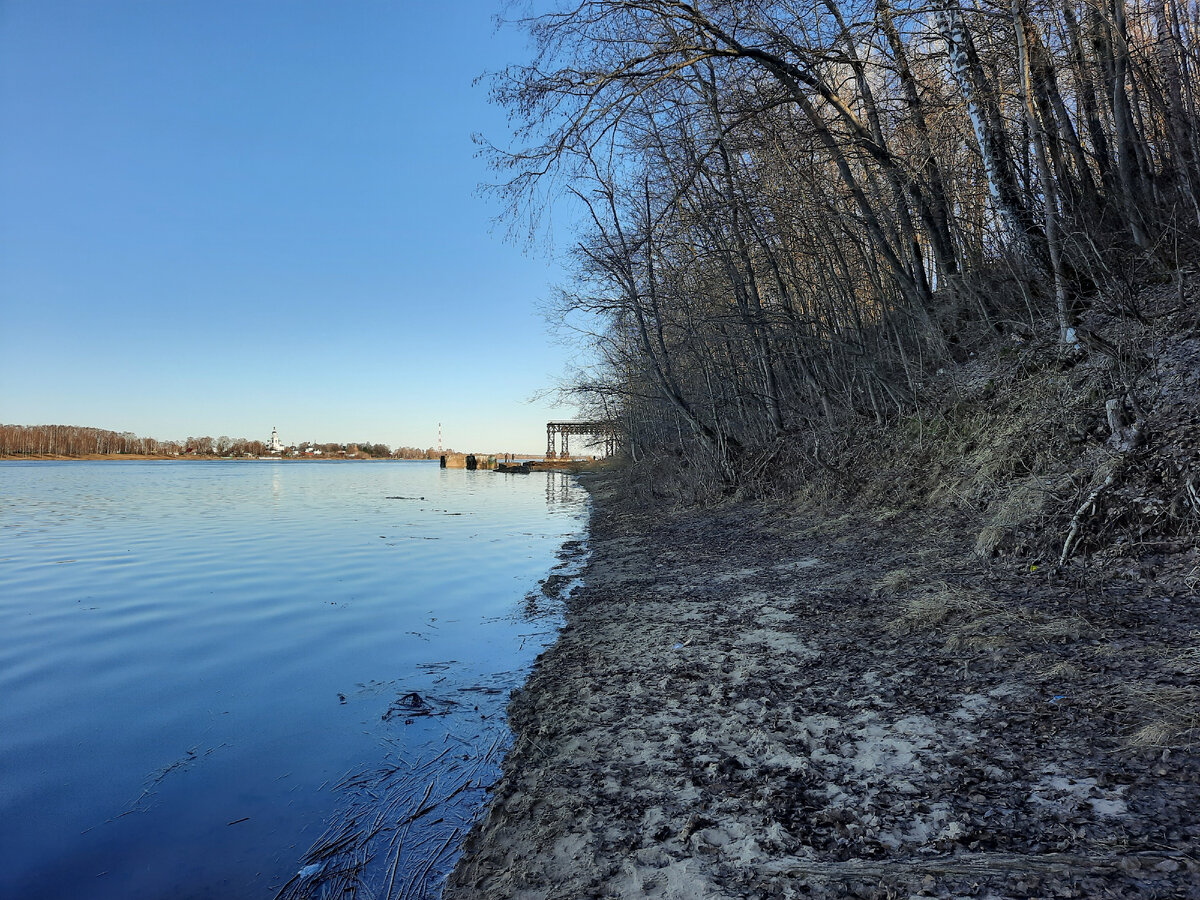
xmin=1027 ymin=20 xmax=1100 ymax=212
xmin=1153 ymin=0 xmax=1200 ymax=225
xmin=1064 ymin=0 xmax=1115 ymax=197
xmin=936 ymin=0 xmax=1033 ymax=258
xmin=1015 ymin=0 xmax=1073 ymax=345
xmin=1104 ymin=0 xmax=1153 ymax=246
xmin=875 ymin=0 xmax=960 ymax=283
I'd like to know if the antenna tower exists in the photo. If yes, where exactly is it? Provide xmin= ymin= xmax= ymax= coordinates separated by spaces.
xmin=438 ymin=423 xmax=443 ymax=453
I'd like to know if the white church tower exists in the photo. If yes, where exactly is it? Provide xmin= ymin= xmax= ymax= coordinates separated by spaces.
xmin=268 ymin=427 xmax=285 ymax=454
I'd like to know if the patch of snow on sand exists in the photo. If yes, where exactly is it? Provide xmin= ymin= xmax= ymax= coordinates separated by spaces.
xmin=752 ymin=602 xmax=793 ymax=625
xmin=1030 ymin=770 xmax=1129 ymax=818
xmin=713 ymin=558 xmax=820 ymax=582
xmin=952 ymin=682 xmax=1025 ymax=723
xmin=772 ymin=557 xmax=822 ymax=574
xmin=876 ymin=800 xmax=953 ymax=850
xmin=951 ymin=693 xmax=993 ymax=721
xmin=845 ymin=714 xmax=938 ymax=774
xmin=613 ymin=855 xmax=723 ymax=899
xmin=797 ymin=713 xmax=840 ymax=747
xmin=736 ymin=628 xmax=818 ymax=658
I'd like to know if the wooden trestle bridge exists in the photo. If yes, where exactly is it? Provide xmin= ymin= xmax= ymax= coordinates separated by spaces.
xmin=545 ymin=421 xmax=617 ymax=459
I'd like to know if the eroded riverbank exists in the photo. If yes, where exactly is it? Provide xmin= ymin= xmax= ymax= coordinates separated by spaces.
xmin=446 ymin=472 xmax=1200 ymax=899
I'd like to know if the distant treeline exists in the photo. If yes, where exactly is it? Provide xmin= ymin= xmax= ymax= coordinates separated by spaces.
xmin=0 ymin=424 xmax=204 ymax=457
xmin=0 ymin=425 xmax=446 ymax=460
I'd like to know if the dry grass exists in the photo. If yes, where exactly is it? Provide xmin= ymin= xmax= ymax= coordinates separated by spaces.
xmin=943 ymin=627 xmax=1010 ymax=652
xmin=1122 ymin=683 xmax=1200 ymax=749
xmin=1173 ymin=645 xmax=1200 ymax=676
xmin=946 ymin=608 xmax=1095 ymax=652
xmin=875 ymin=567 xmax=915 ymax=595
xmin=1081 ymin=640 xmax=1200 ymax=751
xmin=790 ymin=507 xmax=854 ymax=538
xmin=1033 ymin=660 xmax=1082 ymax=680
xmin=870 ymin=506 xmax=904 ymax=524
xmin=886 ymin=575 xmax=1097 ymax=656
xmin=888 ymin=581 xmax=992 ymax=633
xmin=1128 ymin=722 xmax=1179 ymax=747
xmin=974 ymin=476 xmax=1059 ymax=558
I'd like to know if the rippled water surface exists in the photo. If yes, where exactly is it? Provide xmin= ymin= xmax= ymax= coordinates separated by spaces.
xmin=0 ymin=460 xmax=586 ymax=899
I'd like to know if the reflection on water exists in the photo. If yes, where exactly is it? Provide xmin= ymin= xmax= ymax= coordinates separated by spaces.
xmin=0 ymin=461 xmax=587 ymax=900
xmin=546 ymin=471 xmax=577 ymax=507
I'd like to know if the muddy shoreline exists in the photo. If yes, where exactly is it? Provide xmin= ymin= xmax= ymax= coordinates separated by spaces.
xmin=445 ymin=472 xmax=1199 ymax=899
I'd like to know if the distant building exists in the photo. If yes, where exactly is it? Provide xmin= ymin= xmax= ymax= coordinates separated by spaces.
xmin=268 ymin=427 xmax=285 ymax=454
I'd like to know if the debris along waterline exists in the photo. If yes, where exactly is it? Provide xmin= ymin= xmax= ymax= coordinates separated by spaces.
xmin=274 ymin=520 xmax=591 ymax=900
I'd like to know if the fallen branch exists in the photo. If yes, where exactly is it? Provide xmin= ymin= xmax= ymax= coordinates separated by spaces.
xmin=1060 ymin=461 xmax=1125 ymax=564
xmin=762 ymin=850 xmax=1191 ymax=879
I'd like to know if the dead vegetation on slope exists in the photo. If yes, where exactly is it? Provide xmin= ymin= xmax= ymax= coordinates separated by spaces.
xmin=602 ymin=269 xmax=1200 ymax=765
xmin=620 ymin=266 xmax=1200 ymax=587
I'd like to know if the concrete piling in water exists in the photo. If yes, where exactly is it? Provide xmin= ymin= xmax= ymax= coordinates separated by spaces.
xmin=439 ymin=453 xmax=496 ymax=470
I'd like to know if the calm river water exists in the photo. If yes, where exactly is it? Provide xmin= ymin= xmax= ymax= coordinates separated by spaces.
xmin=0 ymin=460 xmax=587 ymax=899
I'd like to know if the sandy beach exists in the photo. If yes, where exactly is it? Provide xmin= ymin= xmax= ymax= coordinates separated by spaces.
xmin=446 ymin=472 xmax=1200 ymax=899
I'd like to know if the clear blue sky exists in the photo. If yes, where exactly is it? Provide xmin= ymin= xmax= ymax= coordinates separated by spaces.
xmin=0 ymin=0 xmax=579 ymax=453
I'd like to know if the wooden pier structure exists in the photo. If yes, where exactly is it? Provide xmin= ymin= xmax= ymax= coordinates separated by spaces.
xmin=435 ymin=421 xmax=617 ymax=472
xmin=546 ymin=420 xmax=617 ymax=459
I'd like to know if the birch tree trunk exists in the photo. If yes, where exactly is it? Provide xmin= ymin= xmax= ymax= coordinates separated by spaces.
xmin=936 ymin=0 xmax=1033 ymax=258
